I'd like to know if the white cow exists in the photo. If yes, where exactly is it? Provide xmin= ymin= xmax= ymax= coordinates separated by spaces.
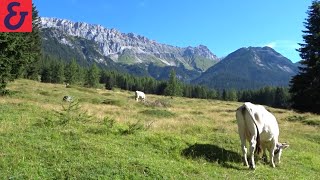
xmin=135 ymin=91 xmax=146 ymax=102
xmin=236 ymin=102 xmax=289 ymax=169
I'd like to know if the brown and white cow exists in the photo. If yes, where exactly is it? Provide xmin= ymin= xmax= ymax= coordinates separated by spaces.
xmin=236 ymin=102 xmax=289 ymax=169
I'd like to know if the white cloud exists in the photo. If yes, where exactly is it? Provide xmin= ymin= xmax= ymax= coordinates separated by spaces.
xmin=266 ymin=42 xmax=277 ymax=48
xmin=263 ymin=40 xmax=301 ymax=62
xmin=264 ymin=40 xmax=299 ymax=50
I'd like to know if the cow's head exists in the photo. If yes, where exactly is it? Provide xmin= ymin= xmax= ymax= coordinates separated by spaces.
xmin=274 ymin=142 xmax=289 ymax=164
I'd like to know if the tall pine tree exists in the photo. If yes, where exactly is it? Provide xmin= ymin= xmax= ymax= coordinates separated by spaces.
xmin=85 ymin=63 xmax=100 ymax=88
xmin=289 ymin=0 xmax=320 ymax=113
xmin=24 ymin=3 xmax=42 ymax=80
xmin=51 ymin=61 xmax=65 ymax=83
xmin=164 ymin=69 xmax=182 ymax=97
xmin=65 ymin=59 xmax=79 ymax=85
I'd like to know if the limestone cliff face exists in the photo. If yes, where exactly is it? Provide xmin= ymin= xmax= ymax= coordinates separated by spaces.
xmin=41 ymin=17 xmax=219 ymax=71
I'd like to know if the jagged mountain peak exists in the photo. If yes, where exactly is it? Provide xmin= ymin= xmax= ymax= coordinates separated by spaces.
xmin=184 ymin=45 xmax=217 ymax=59
xmin=41 ymin=17 xmax=219 ymax=72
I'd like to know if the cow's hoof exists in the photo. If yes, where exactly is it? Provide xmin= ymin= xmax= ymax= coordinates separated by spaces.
xmin=249 ymin=165 xmax=255 ymax=170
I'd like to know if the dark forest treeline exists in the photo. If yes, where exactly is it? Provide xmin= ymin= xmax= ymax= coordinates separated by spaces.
xmin=37 ymin=55 xmax=291 ymax=109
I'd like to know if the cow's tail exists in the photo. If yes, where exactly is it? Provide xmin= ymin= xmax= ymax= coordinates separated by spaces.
xmin=242 ymin=104 xmax=261 ymax=155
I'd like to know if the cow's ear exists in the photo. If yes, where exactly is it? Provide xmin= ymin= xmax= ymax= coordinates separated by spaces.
xmin=280 ymin=143 xmax=289 ymax=149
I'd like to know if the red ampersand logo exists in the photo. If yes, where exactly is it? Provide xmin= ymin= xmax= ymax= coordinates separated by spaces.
xmin=0 ymin=0 xmax=32 ymax=32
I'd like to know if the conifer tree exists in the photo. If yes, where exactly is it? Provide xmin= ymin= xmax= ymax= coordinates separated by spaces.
xmin=164 ymin=69 xmax=182 ymax=96
xmin=289 ymin=0 xmax=320 ymax=113
xmin=222 ymin=89 xmax=227 ymax=100
xmin=24 ymin=3 xmax=42 ymax=80
xmin=85 ymin=63 xmax=100 ymax=88
xmin=65 ymin=59 xmax=79 ymax=84
xmin=105 ymin=73 xmax=116 ymax=90
xmin=40 ymin=65 xmax=52 ymax=83
xmin=0 ymin=33 xmax=14 ymax=92
xmin=274 ymin=87 xmax=290 ymax=108
xmin=227 ymin=89 xmax=238 ymax=101
xmin=51 ymin=62 xmax=65 ymax=83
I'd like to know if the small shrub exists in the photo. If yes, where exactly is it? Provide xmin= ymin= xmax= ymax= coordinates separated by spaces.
xmin=56 ymin=100 xmax=91 ymax=125
xmin=121 ymin=120 xmax=145 ymax=135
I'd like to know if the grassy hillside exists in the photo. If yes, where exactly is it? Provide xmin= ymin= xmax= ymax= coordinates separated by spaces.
xmin=0 ymin=79 xmax=319 ymax=179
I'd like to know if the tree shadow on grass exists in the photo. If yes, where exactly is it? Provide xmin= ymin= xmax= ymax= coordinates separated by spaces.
xmin=182 ymin=143 xmax=243 ymax=170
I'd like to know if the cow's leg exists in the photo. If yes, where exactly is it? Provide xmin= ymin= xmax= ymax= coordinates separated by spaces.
xmin=249 ymin=136 xmax=257 ymax=169
xmin=262 ymin=145 xmax=268 ymax=163
xmin=269 ymin=141 xmax=276 ymax=168
xmin=236 ymin=114 xmax=249 ymax=167
xmin=238 ymin=127 xmax=249 ymax=167
xmin=240 ymin=138 xmax=249 ymax=167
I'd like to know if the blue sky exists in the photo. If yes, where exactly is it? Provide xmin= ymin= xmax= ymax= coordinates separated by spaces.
xmin=34 ymin=0 xmax=313 ymax=62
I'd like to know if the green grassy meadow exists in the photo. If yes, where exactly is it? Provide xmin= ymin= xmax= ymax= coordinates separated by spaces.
xmin=0 ymin=79 xmax=319 ymax=179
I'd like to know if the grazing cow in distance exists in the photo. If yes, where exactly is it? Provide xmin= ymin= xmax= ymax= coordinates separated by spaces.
xmin=63 ymin=96 xmax=72 ymax=102
xmin=236 ymin=102 xmax=289 ymax=169
xmin=135 ymin=91 xmax=146 ymax=102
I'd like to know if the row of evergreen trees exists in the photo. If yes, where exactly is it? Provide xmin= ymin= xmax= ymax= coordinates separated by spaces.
xmin=39 ymin=56 xmax=100 ymax=88
xmin=37 ymin=55 xmax=291 ymax=109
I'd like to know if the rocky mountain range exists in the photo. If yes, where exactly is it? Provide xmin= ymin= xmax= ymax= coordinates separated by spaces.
xmin=40 ymin=17 xmax=298 ymax=89
xmin=41 ymin=17 xmax=219 ymax=73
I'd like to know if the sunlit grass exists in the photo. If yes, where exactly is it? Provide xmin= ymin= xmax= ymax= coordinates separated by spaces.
xmin=0 ymin=79 xmax=319 ymax=179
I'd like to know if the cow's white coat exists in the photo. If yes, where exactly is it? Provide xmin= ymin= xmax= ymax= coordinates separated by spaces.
xmin=135 ymin=91 xmax=146 ymax=102
xmin=236 ymin=102 xmax=289 ymax=169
